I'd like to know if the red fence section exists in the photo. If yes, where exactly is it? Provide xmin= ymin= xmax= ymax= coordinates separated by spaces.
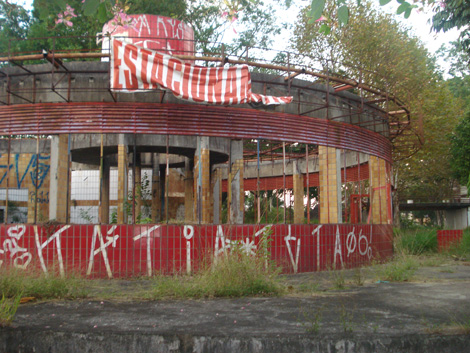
xmin=437 ymin=230 xmax=463 ymax=252
xmin=0 ymin=224 xmax=393 ymax=278
xmin=0 ymin=103 xmax=393 ymax=163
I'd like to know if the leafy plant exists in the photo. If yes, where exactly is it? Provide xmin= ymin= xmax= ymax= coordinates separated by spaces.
xmin=352 ymin=267 xmax=364 ymax=286
xmin=300 ymin=306 xmax=323 ymax=335
xmin=339 ymin=303 xmax=355 ymax=333
xmin=125 ymin=173 xmax=153 ymax=224
xmin=79 ymin=206 xmax=95 ymax=224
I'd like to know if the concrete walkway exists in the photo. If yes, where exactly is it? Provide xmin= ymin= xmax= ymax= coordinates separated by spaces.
xmin=2 ymin=264 xmax=470 ymax=353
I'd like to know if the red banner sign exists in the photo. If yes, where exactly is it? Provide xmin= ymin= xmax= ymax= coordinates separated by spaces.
xmin=111 ymin=39 xmax=293 ymax=105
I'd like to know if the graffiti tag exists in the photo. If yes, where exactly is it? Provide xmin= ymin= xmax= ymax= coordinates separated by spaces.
xmin=0 ymin=225 xmax=32 ymax=270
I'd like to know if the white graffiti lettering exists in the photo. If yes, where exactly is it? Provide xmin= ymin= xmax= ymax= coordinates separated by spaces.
xmin=312 ymin=225 xmax=322 ymax=270
xmin=87 ymin=226 xmax=119 ymax=278
xmin=346 ymin=227 xmax=357 ymax=257
xmin=133 ymin=225 xmax=160 ymax=276
xmin=214 ymin=226 xmax=258 ymax=260
xmin=240 ymin=238 xmax=256 ymax=256
xmin=358 ymin=228 xmax=373 ymax=259
xmin=183 ymin=225 xmax=194 ymax=274
xmin=0 ymin=225 xmax=32 ymax=270
xmin=333 ymin=227 xmax=343 ymax=268
xmin=284 ymin=225 xmax=300 ymax=273
xmin=34 ymin=225 xmax=70 ymax=277
xmin=214 ymin=225 xmax=229 ymax=257
xmin=254 ymin=225 xmax=271 ymax=238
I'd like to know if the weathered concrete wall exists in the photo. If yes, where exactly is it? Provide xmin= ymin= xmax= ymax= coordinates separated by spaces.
xmin=0 ymin=150 xmax=51 ymax=223
xmin=444 ymin=208 xmax=470 ymax=229
xmin=2 ymin=329 xmax=469 ymax=353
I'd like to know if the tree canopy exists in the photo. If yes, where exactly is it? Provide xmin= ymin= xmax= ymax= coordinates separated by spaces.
xmin=292 ymin=0 xmax=464 ymax=222
xmin=432 ymin=0 xmax=470 ymax=54
xmin=0 ymin=0 xmax=291 ymax=56
xmin=450 ymin=111 xmax=470 ymax=187
xmin=307 ymin=0 xmax=470 ymax=56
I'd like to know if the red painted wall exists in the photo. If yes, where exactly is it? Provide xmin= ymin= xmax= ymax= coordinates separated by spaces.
xmin=0 ymin=224 xmax=393 ymax=278
xmin=437 ymin=230 xmax=463 ymax=252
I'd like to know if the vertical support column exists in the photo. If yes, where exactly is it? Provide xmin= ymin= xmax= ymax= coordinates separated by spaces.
xmin=135 ymin=153 xmax=142 ymax=221
xmin=319 ymin=146 xmax=342 ymax=224
xmin=184 ymin=157 xmax=194 ymax=223
xmin=369 ymin=155 xmax=391 ymax=224
xmin=293 ymin=159 xmax=304 ymax=224
xmin=49 ymin=134 xmax=69 ymax=223
xmin=228 ymin=139 xmax=244 ymax=224
xmin=117 ymin=135 xmax=129 ymax=224
xmin=26 ymin=155 xmax=35 ymax=223
xmin=99 ymin=157 xmax=110 ymax=224
xmin=194 ymin=136 xmax=211 ymax=224
xmin=160 ymin=165 xmax=166 ymax=222
xmin=4 ymin=136 xmax=11 ymax=224
xmin=151 ymin=153 xmax=161 ymax=223
xmin=212 ymin=168 xmax=222 ymax=224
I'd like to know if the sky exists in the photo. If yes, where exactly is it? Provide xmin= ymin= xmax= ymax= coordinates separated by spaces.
xmin=10 ymin=0 xmax=460 ymax=72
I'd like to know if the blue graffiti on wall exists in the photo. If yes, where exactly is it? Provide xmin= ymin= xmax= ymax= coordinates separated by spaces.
xmin=0 ymin=154 xmax=50 ymax=189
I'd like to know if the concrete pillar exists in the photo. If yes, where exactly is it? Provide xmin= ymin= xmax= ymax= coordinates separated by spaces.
xmin=151 ymin=153 xmax=161 ymax=223
xmin=212 ymin=168 xmax=222 ymax=224
xmin=99 ymin=157 xmax=110 ymax=224
xmin=293 ymin=159 xmax=304 ymax=224
xmin=184 ymin=158 xmax=194 ymax=223
xmin=319 ymin=146 xmax=342 ymax=224
xmin=117 ymin=135 xmax=129 ymax=224
xmin=229 ymin=139 xmax=244 ymax=224
xmin=193 ymin=136 xmax=211 ymax=223
xmin=369 ymin=155 xmax=391 ymax=224
xmin=49 ymin=134 xmax=69 ymax=223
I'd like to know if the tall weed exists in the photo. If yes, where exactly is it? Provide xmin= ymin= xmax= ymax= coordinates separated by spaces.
xmin=0 ymin=294 xmax=21 ymax=327
xmin=394 ymin=228 xmax=437 ymax=255
xmin=0 ymin=269 xmax=88 ymax=299
xmin=153 ymin=229 xmax=282 ymax=298
xmin=445 ymin=228 xmax=470 ymax=259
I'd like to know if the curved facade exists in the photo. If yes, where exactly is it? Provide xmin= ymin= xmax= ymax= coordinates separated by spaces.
xmin=0 ymin=29 xmax=398 ymax=276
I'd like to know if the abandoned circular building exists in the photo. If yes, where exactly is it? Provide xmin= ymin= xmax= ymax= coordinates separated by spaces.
xmin=0 ymin=15 xmax=408 ymax=277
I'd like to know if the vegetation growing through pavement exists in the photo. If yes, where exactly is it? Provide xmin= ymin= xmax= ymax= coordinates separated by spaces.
xmin=0 ymin=294 xmax=21 ymax=327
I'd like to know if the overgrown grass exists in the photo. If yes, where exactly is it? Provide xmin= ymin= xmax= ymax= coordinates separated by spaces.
xmin=376 ymin=254 xmax=419 ymax=282
xmin=445 ymin=228 xmax=470 ymax=259
xmin=424 ymin=316 xmax=470 ymax=335
xmin=0 ymin=294 xmax=21 ymax=327
xmin=152 ymin=247 xmax=283 ymax=299
xmin=394 ymin=228 xmax=438 ymax=255
xmin=0 ymin=269 xmax=88 ymax=300
xmin=374 ymin=228 xmax=438 ymax=281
